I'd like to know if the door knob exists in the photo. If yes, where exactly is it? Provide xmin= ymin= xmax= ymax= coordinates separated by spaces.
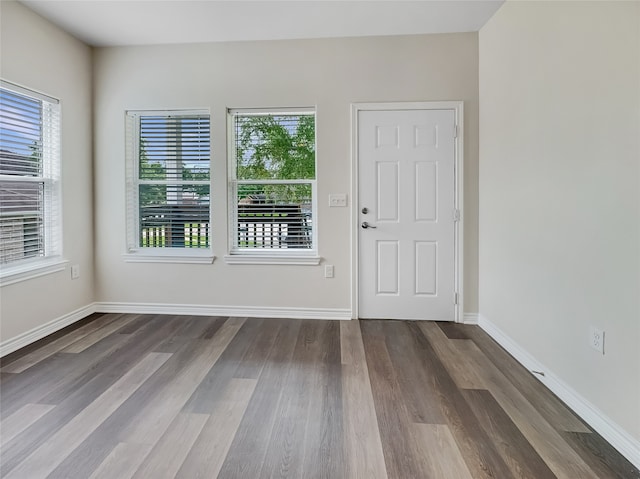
xmin=361 ymin=222 xmax=377 ymax=229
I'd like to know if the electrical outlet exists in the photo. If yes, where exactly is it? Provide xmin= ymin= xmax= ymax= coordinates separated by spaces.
xmin=71 ymin=264 xmax=80 ymax=280
xmin=324 ymin=265 xmax=334 ymax=278
xmin=589 ymin=326 xmax=605 ymax=354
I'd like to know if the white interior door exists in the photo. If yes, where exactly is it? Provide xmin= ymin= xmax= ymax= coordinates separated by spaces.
xmin=358 ymin=108 xmax=457 ymax=320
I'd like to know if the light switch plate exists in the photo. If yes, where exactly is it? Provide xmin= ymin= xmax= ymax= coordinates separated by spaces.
xmin=329 ymin=194 xmax=347 ymax=207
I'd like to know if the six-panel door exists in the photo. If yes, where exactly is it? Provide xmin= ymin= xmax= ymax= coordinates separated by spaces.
xmin=358 ymin=109 xmax=456 ymax=320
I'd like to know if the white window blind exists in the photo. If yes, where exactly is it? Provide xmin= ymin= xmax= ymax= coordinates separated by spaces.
xmin=125 ymin=111 xmax=211 ymax=252
xmin=0 ymin=82 xmax=61 ymax=268
xmin=229 ymin=109 xmax=316 ymax=254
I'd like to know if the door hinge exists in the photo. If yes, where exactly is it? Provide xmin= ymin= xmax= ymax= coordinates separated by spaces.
xmin=453 ymin=124 xmax=459 ymax=138
xmin=453 ymin=209 xmax=461 ymax=222
xmin=454 ymin=292 xmax=459 ymax=305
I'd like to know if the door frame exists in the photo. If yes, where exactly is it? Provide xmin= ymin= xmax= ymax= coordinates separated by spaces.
xmin=350 ymin=101 xmax=464 ymax=322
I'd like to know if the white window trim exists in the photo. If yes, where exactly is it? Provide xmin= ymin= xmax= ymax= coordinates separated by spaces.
xmin=124 ymin=109 xmax=213 ymax=264
xmin=122 ymin=250 xmax=214 ymax=264
xmin=0 ymin=257 xmax=68 ymax=287
xmin=223 ymin=253 xmax=320 ymax=266
xmin=226 ymin=107 xmax=319 ymax=265
xmin=0 ymin=80 xmax=63 ymax=284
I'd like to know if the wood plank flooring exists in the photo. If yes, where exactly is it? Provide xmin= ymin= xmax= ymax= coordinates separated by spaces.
xmin=1 ymin=314 xmax=637 ymax=479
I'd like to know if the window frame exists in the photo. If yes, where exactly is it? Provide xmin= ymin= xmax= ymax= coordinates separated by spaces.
xmin=0 ymin=80 xmax=66 ymax=286
xmin=123 ymin=109 xmax=214 ymax=264
xmin=225 ymin=107 xmax=319 ymax=265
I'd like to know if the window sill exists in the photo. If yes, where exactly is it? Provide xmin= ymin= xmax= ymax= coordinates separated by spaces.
xmin=123 ymin=250 xmax=215 ymax=264
xmin=224 ymin=254 xmax=321 ymax=265
xmin=0 ymin=258 xmax=69 ymax=287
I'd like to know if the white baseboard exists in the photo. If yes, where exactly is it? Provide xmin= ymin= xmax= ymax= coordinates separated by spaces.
xmin=463 ymin=312 xmax=479 ymax=325
xmin=94 ymin=302 xmax=352 ymax=321
xmin=478 ymin=314 xmax=640 ymax=470
xmin=0 ymin=303 xmax=97 ymax=357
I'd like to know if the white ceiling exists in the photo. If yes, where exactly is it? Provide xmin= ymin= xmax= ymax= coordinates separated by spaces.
xmin=20 ymin=0 xmax=504 ymax=47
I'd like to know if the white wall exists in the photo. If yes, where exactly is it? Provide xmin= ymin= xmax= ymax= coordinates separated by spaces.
xmin=479 ymin=0 xmax=640 ymax=442
xmin=0 ymin=1 xmax=94 ymax=342
xmin=93 ymin=33 xmax=480 ymax=313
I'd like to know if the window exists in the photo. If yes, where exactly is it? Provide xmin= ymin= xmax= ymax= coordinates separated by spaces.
xmin=125 ymin=110 xmax=212 ymax=263
xmin=0 ymin=81 xmax=63 ymax=282
xmin=227 ymin=109 xmax=318 ymax=264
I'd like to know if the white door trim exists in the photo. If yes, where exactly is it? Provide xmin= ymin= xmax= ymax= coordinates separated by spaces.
xmin=350 ymin=101 xmax=464 ymax=322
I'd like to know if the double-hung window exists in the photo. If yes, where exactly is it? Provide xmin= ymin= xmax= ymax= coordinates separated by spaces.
xmin=0 ymin=81 xmax=63 ymax=283
xmin=227 ymin=108 xmax=318 ymax=264
xmin=125 ymin=110 xmax=212 ymax=263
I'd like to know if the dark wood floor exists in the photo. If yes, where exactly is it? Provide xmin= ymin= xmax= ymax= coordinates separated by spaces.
xmin=0 ymin=314 xmax=637 ymax=479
